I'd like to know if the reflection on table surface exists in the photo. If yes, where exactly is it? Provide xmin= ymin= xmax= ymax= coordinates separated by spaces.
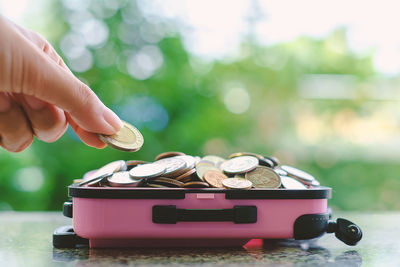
xmin=0 ymin=212 xmax=399 ymax=266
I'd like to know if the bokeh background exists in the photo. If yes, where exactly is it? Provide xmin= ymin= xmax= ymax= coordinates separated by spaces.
xmin=1 ymin=0 xmax=400 ymax=211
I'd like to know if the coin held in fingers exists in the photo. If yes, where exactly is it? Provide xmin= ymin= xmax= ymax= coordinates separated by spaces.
xmin=98 ymin=121 xmax=144 ymax=152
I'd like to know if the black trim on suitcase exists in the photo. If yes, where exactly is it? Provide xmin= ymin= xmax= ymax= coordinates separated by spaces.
xmin=68 ymin=185 xmax=331 ymax=199
xmin=152 ymin=205 xmax=257 ymax=224
xmin=63 ymin=201 xmax=73 ymax=218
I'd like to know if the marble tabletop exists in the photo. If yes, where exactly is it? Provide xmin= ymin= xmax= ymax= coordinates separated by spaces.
xmin=0 ymin=211 xmax=399 ymax=267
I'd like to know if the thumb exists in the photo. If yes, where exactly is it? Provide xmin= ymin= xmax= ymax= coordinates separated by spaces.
xmin=20 ymin=37 xmax=123 ymax=135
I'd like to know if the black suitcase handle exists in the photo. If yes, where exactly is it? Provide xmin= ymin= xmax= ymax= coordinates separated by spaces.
xmin=152 ymin=205 xmax=257 ymax=224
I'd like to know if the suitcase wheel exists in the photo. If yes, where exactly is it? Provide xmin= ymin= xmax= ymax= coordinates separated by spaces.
xmin=294 ymin=214 xmax=362 ymax=246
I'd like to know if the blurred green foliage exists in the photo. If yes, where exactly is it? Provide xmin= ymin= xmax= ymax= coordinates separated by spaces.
xmin=0 ymin=0 xmax=399 ymax=211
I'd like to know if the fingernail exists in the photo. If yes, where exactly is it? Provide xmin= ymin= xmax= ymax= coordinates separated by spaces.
xmin=0 ymin=93 xmax=12 ymax=113
xmin=24 ymin=95 xmax=47 ymax=110
xmin=103 ymin=107 xmax=123 ymax=133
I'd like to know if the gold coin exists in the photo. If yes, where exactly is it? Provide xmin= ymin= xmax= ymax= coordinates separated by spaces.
xmin=98 ymin=121 xmax=144 ymax=152
xmin=155 ymin=151 xmax=185 ymax=161
xmin=228 ymin=152 xmax=264 ymax=160
xmin=245 ymin=166 xmax=281 ymax=188
xmin=203 ymin=170 xmax=227 ymax=188
xmin=195 ymin=160 xmax=220 ymax=181
xmin=146 ymin=183 xmax=169 ymax=188
xmin=182 ymin=181 xmax=210 ymax=188
xmin=222 ymin=178 xmax=252 ymax=190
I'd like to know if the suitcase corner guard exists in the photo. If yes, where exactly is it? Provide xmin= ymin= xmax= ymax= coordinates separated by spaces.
xmin=53 ymin=225 xmax=88 ymax=248
xmin=294 ymin=213 xmax=362 ymax=246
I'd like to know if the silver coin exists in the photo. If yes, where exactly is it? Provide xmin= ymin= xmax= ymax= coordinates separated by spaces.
xmin=264 ymin=156 xmax=280 ymax=167
xmin=79 ymin=173 xmax=112 ymax=187
xmin=222 ymin=178 xmax=252 ymax=190
xmin=274 ymin=168 xmax=288 ymax=176
xmin=173 ymin=155 xmax=196 ymax=170
xmin=108 ymin=171 xmax=142 ymax=187
xmin=221 ymin=156 xmax=259 ymax=174
xmin=280 ymin=176 xmax=307 ymax=189
xmin=154 ymin=157 xmax=186 ymax=176
xmin=280 ymin=165 xmax=316 ymax=185
xmin=86 ymin=160 xmax=127 ymax=180
xmin=129 ymin=163 xmax=166 ymax=178
xmin=311 ymin=179 xmax=320 ymax=187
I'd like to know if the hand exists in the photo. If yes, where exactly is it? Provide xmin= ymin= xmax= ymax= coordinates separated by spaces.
xmin=0 ymin=16 xmax=122 ymax=152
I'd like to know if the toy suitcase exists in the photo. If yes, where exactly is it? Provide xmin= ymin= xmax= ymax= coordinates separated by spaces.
xmin=53 ymin=185 xmax=362 ymax=248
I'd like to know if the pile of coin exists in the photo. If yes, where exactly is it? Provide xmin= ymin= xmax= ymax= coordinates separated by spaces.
xmin=77 ymin=152 xmax=321 ymax=190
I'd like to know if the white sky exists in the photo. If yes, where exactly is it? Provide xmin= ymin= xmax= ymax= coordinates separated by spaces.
xmin=2 ymin=0 xmax=400 ymax=74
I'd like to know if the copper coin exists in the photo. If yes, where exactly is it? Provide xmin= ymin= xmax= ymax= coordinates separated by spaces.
xmin=155 ymin=151 xmax=185 ymax=161
xmin=245 ymin=166 xmax=281 ymax=188
xmin=182 ymin=181 xmax=210 ymax=188
xmin=175 ymin=168 xmax=197 ymax=181
xmin=152 ymin=177 xmax=184 ymax=188
xmin=180 ymin=175 xmax=197 ymax=183
xmin=203 ymin=170 xmax=227 ymax=188
xmin=180 ymin=172 xmax=199 ymax=183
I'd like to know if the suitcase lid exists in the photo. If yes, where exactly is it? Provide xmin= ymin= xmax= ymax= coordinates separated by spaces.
xmin=68 ymin=184 xmax=331 ymax=199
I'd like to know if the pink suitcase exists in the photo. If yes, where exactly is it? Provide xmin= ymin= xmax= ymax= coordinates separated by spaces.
xmin=53 ymin=185 xmax=362 ymax=248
